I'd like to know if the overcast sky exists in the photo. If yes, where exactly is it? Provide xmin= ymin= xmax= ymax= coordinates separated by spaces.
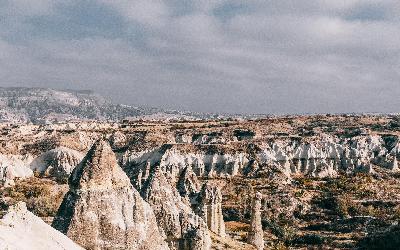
xmin=0 ymin=0 xmax=399 ymax=114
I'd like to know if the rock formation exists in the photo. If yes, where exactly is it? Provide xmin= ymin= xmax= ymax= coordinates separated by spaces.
xmin=52 ymin=139 xmax=169 ymax=250
xmin=0 ymin=154 xmax=33 ymax=186
xmin=109 ymin=131 xmax=127 ymax=149
xmin=123 ymin=134 xmax=400 ymax=179
xmin=141 ymin=166 xmax=212 ymax=250
xmin=389 ymin=156 xmax=399 ymax=171
xmin=247 ymin=192 xmax=264 ymax=250
xmin=0 ymin=202 xmax=83 ymax=250
xmin=177 ymin=166 xmax=201 ymax=202
xmin=195 ymin=182 xmax=226 ymax=237
xmin=123 ymin=145 xmax=249 ymax=180
xmin=29 ymin=146 xmax=84 ymax=181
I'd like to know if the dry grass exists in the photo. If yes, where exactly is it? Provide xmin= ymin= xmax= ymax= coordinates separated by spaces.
xmin=226 ymin=221 xmax=250 ymax=232
xmin=0 ymin=177 xmax=67 ymax=217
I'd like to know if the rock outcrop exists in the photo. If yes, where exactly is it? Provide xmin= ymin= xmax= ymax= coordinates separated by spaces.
xmin=109 ymin=131 xmax=127 ymax=149
xmin=0 ymin=154 xmax=33 ymax=186
xmin=52 ymin=139 xmax=169 ymax=250
xmin=122 ymin=144 xmax=249 ymax=180
xmin=141 ymin=167 xmax=212 ymax=250
xmin=123 ymin=134 xmax=400 ymax=180
xmin=389 ymin=156 xmax=399 ymax=171
xmin=247 ymin=192 xmax=264 ymax=250
xmin=0 ymin=202 xmax=83 ymax=250
xmin=195 ymin=183 xmax=226 ymax=237
xmin=177 ymin=166 xmax=201 ymax=203
xmin=29 ymin=147 xmax=84 ymax=181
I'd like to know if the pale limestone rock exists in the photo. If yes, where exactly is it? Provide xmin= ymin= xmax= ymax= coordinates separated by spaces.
xmin=389 ymin=156 xmax=399 ymax=171
xmin=196 ymin=183 xmax=226 ymax=237
xmin=123 ymin=144 xmax=248 ymax=180
xmin=247 ymin=192 xmax=264 ymax=250
xmin=0 ymin=202 xmax=83 ymax=250
xmin=29 ymin=146 xmax=84 ymax=181
xmin=122 ymin=134 xmax=398 ymax=181
xmin=0 ymin=154 xmax=33 ymax=186
xmin=177 ymin=166 xmax=201 ymax=202
xmin=52 ymin=139 xmax=169 ymax=250
xmin=109 ymin=130 xmax=127 ymax=149
xmin=141 ymin=167 xmax=211 ymax=250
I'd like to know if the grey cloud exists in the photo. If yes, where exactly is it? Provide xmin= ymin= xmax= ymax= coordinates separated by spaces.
xmin=0 ymin=0 xmax=399 ymax=114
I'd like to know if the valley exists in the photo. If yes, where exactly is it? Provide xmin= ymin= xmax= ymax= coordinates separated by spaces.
xmin=1 ymin=114 xmax=400 ymax=249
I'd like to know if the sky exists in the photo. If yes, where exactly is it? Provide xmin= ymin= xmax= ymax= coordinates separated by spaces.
xmin=0 ymin=0 xmax=399 ymax=114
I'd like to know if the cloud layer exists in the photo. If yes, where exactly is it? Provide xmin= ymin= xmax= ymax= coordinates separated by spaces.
xmin=0 ymin=0 xmax=399 ymax=114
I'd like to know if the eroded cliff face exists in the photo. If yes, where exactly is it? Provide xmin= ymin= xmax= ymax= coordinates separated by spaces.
xmin=0 ymin=154 xmax=33 ymax=186
xmin=121 ymin=134 xmax=400 ymax=183
xmin=29 ymin=147 xmax=84 ymax=181
xmin=2 ymin=116 xmax=399 ymax=186
xmin=52 ymin=140 xmax=169 ymax=250
xmin=195 ymin=183 xmax=226 ymax=238
xmin=140 ymin=166 xmax=211 ymax=250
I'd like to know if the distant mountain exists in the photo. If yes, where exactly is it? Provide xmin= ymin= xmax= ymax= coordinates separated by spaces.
xmin=0 ymin=87 xmax=211 ymax=123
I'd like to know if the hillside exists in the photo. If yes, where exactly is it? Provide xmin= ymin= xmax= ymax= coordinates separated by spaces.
xmin=0 ymin=87 xmax=205 ymax=123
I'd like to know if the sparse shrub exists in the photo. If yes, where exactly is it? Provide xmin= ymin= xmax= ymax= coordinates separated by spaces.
xmin=1 ymin=177 xmax=67 ymax=217
xmin=223 ymin=207 xmax=242 ymax=221
xmin=272 ymin=242 xmax=288 ymax=250
xmin=294 ymin=190 xmax=304 ymax=198
xmin=335 ymin=195 xmax=359 ymax=218
xmin=265 ymin=219 xmax=297 ymax=245
xmin=292 ymin=234 xmax=326 ymax=245
xmin=365 ymin=205 xmax=377 ymax=217
xmin=295 ymin=178 xmax=314 ymax=188
xmin=239 ymin=233 xmax=247 ymax=242
xmin=388 ymin=121 xmax=400 ymax=129
xmin=318 ymin=193 xmax=361 ymax=218
xmin=57 ymin=175 xmax=69 ymax=184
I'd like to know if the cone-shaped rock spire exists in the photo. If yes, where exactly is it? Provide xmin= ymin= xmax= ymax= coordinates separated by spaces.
xmin=68 ymin=139 xmax=131 ymax=191
xmin=52 ymin=139 xmax=169 ymax=250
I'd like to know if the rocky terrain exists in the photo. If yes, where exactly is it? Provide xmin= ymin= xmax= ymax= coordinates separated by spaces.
xmin=1 ymin=114 xmax=400 ymax=249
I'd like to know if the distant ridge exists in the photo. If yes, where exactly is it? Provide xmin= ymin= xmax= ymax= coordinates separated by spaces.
xmin=0 ymin=87 xmax=205 ymax=124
